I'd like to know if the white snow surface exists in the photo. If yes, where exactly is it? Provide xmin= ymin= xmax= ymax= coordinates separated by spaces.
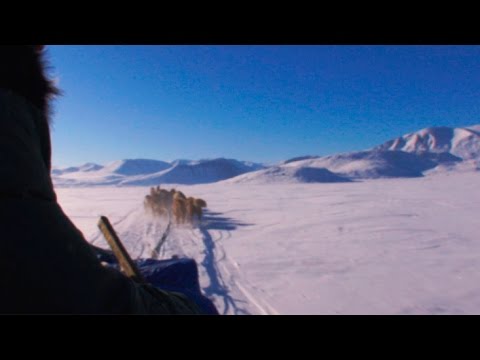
xmin=55 ymin=172 xmax=480 ymax=314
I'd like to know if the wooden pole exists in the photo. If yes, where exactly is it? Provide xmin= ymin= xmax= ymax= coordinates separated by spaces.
xmin=98 ymin=216 xmax=146 ymax=284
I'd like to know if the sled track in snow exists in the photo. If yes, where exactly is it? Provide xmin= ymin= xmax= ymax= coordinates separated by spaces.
xmin=198 ymin=226 xmax=250 ymax=315
xmin=89 ymin=206 xmax=277 ymax=314
xmin=151 ymin=220 xmax=172 ymax=259
xmin=195 ymin=213 xmax=278 ymax=315
xmin=89 ymin=207 xmax=140 ymax=246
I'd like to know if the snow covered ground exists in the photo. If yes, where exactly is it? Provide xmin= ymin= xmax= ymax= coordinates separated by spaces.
xmin=55 ymin=171 xmax=480 ymax=314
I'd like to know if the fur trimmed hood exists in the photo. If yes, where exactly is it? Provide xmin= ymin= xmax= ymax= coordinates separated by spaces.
xmin=0 ymin=45 xmax=58 ymax=119
xmin=0 ymin=88 xmax=56 ymax=201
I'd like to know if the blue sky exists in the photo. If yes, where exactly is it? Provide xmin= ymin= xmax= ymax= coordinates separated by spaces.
xmin=47 ymin=45 xmax=480 ymax=167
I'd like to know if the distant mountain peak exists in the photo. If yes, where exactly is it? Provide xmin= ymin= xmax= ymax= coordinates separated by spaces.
xmin=375 ymin=125 xmax=480 ymax=160
xmin=103 ymin=159 xmax=171 ymax=176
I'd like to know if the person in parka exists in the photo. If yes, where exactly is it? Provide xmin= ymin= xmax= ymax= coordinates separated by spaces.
xmin=0 ymin=45 xmax=204 ymax=314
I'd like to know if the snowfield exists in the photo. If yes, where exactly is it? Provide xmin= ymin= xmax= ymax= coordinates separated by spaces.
xmin=55 ymin=171 xmax=480 ymax=314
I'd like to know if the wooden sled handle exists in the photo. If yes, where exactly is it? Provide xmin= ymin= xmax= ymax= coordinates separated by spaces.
xmin=98 ymin=216 xmax=147 ymax=284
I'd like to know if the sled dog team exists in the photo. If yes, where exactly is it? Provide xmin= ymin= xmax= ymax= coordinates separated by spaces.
xmin=144 ymin=186 xmax=207 ymax=225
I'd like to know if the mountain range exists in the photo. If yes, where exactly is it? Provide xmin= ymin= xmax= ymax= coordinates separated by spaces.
xmin=53 ymin=124 xmax=480 ymax=186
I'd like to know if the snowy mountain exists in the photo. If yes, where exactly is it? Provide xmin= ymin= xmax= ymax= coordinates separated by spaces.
xmin=52 ymin=124 xmax=480 ymax=187
xmin=375 ymin=125 xmax=480 ymax=160
xmin=53 ymin=158 xmax=265 ymax=187
xmin=226 ymin=124 xmax=478 ymax=184
xmin=52 ymin=163 xmax=103 ymax=176
xmin=101 ymin=159 xmax=171 ymax=176
xmin=226 ymin=150 xmax=459 ymax=184
xmin=119 ymin=158 xmax=266 ymax=186
xmin=225 ymin=166 xmax=351 ymax=184
xmin=287 ymin=150 xmax=461 ymax=179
